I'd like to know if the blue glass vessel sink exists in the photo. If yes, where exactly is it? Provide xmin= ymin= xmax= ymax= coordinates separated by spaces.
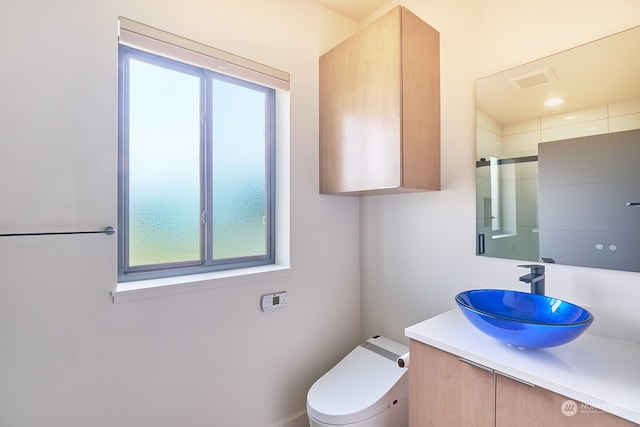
xmin=455 ymin=289 xmax=594 ymax=349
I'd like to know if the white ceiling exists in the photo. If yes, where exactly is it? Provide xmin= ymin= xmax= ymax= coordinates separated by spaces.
xmin=310 ymin=0 xmax=388 ymax=21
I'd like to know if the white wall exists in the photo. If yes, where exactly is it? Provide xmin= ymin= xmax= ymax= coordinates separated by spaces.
xmin=3 ymin=1 xmax=639 ymax=425
xmin=361 ymin=0 xmax=640 ymax=344
xmin=0 ymin=1 xmax=361 ymax=426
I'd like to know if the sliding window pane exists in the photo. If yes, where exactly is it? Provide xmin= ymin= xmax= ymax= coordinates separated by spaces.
xmin=210 ymin=79 xmax=267 ymax=259
xmin=127 ymin=58 xmax=201 ymax=266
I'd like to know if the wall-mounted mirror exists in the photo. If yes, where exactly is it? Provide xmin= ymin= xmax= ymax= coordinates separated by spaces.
xmin=476 ymin=25 xmax=640 ymax=273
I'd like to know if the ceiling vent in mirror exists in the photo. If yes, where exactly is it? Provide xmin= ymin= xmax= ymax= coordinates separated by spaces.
xmin=508 ymin=66 xmax=558 ymax=90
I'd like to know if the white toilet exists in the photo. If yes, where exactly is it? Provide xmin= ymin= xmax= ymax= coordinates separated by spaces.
xmin=306 ymin=336 xmax=409 ymax=427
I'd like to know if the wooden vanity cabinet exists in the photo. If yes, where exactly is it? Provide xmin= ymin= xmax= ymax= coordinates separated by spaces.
xmin=495 ymin=373 xmax=637 ymax=427
xmin=409 ymin=340 xmax=637 ymax=427
xmin=319 ymin=6 xmax=440 ymax=195
xmin=409 ymin=339 xmax=495 ymax=426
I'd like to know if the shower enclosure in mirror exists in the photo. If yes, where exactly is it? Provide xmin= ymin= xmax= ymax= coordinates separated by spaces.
xmin=476 ymin=25 xmax=640 ymax=273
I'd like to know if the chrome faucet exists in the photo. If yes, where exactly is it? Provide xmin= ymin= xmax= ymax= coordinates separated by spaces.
xmin=518 ymin=264 xmax=545 ymax=296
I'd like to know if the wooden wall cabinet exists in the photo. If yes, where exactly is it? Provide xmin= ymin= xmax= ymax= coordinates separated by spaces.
xmin=319 ymin=6 xmax=440 ymax=195
xmin=409 ymin=340 xmax=637 ymax=427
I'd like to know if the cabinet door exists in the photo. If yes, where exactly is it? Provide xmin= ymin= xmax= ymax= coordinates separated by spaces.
xmin=409 ymin=340 xmax=495 ymax=427
xmin=319 ymin=7 xmax=402 ymax=194
xmin=496 ymin=373 xmax=637 ymax=426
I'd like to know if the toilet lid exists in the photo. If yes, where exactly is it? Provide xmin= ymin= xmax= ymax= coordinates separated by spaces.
xmin=307 ymin=337 xmax=408 ymax=425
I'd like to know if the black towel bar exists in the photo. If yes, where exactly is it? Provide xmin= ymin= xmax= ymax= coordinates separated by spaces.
xmin=0 ymin=226 xmax=115 ymax=237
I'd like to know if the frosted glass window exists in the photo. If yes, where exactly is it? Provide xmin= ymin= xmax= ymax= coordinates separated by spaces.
xmin=118 ymin=46 xmax=275 ymax=281
xmin=128 ymin=58 xmax=201 ymax=266
xmin=211 ymin=79 xmax=268 ymax=260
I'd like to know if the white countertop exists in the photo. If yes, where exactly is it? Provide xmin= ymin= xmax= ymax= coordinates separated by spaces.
xmin=405 ymin=309 xmax=640 ymax=424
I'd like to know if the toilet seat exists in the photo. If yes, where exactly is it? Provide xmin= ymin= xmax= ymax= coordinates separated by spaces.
xmin=307 ymin=337 xmax=408 ymax=426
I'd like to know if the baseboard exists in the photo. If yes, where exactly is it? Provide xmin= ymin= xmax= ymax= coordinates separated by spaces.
xmin=275 ymin=410 xmax=308 ymax=427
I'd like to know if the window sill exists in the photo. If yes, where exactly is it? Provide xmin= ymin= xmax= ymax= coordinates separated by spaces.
xmin=112 ymin=264 xmax=291 ymax=303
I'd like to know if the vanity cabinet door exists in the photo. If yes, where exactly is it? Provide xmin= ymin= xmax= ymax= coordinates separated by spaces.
xmin=496 ymin=372 xmax=637 ymax=426
xmin=409 ymin=340 xmax=495 ymax=427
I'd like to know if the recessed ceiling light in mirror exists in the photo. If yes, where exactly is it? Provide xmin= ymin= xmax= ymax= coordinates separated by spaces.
xmin=544 ymin=98 xmax=565 ymax=107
